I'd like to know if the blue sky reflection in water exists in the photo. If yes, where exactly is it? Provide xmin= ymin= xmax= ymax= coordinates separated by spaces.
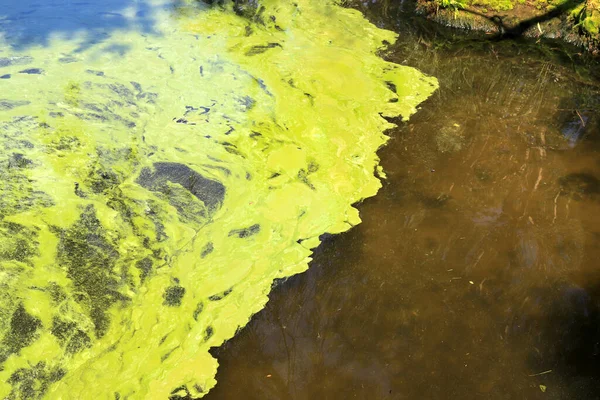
xmin=0 ymin=0 xmax=162 ymax=51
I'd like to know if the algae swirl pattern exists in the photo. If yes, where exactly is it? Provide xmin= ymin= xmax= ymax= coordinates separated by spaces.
xmin=0 ymin=0 xmax=437 ymax=398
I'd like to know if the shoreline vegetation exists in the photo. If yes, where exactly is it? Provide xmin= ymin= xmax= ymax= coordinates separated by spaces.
xmin=414 ymin=0 xmax=600 ymax=53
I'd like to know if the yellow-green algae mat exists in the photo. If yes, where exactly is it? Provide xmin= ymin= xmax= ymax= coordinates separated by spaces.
xmin=0 ymin=0 xmax=437 ymax=398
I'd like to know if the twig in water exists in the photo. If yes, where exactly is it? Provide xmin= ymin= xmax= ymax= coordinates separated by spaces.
xmin=529 ymin=370 xmax=553 ymax=377
xmin=553 ymin=191 xmax=560 ymax=224
xmin=576 ymin=109 xmax=586 ymax=127
xmin=533 ymin=167 xmax=543 ymax=191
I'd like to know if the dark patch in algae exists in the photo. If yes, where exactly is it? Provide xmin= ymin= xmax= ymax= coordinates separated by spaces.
xmin=7 ymin=362 xmax=66 ymax=400
xmin=0 ymin=100 xmax=30 ymax=111
xmin=208 ymin=288 xmax=233 ymax=301
xmin=51 ymin=317 xmax=92 ymax=354
xmin=163 ymin=285 xmax=186 ymax=307
xmin=135 ymin=257 xmax=153 ymax=283
xmin=54 ymin=205 xmax=128 ymax=338
xmin=0 ymin=222 xmax=39 ymax=264
xmin=193 ymin=302 xmax=204 ymax=321
xmin=137 ymin=162 xmax=225 ymax=213
xmin=204 ymin=326 xmax=214 ymax=341
xmin=0 ymin=304 xmax=42 ymax=365
xmin=227 ymin=224 xmax=260 ymax=238
xmin=245 ymin=42 xmax=282 ymax=56
xmin=200 ymin=242 xmax=214 ymax=258
xmin=86 ymin=168 xmax=120 ymax=194
xmin=18 ymin=68 xmax=43 ymax=75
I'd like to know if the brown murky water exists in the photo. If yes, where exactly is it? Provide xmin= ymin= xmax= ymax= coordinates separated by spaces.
xmin=206 ymin=4 xmax=600 ymax=400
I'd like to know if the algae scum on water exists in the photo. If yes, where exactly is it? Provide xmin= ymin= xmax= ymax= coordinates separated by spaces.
xmin=0 ymin=0 xmax=437 ymax=398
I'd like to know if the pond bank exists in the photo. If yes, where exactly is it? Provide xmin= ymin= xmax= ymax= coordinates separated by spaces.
xmin=412 ymin=0 xmax=600 ymax=53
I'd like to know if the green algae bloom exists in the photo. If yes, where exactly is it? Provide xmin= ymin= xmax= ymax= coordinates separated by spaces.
xmin=0 ymin=0 xmax=437 ymax=398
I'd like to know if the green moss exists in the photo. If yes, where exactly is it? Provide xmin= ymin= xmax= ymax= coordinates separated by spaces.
xmin=583 ymin=15 xmax=600 ymax=35
xmin=471 ymin=0 xmax=515 ymax=11
xmin=570 ymin=0 xmax=600 ymax=38
xmin=435 ymin=0 xmax=515 ymax=11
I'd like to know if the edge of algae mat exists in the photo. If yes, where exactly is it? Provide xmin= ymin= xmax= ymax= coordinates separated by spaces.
xmin=0 ymin=0 xmax=437 ymax=398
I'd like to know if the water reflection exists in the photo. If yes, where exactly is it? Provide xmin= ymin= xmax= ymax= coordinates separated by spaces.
xmin=207 ymin=4 xmax=600 ymax=400
xmin=0 ymin=0 xmax=162 ymax=50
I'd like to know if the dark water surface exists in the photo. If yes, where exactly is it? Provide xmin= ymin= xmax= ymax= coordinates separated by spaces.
xmin=207 ymin=4 xmax=600 ymax=400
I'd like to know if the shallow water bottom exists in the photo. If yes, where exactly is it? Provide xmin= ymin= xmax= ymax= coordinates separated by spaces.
xmin=206 ymin=6 xmax=600 ymax=400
